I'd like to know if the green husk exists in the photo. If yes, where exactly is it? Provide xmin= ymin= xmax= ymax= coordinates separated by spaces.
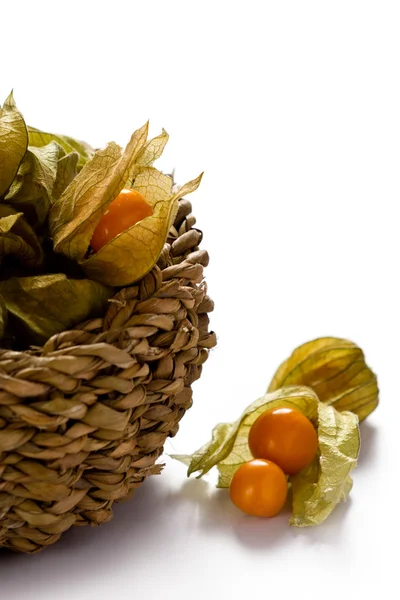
xmin=5 ymin=143 xmax=60 ymax=228
xmin=0 ymin=92 xmax=202 ymax=347
xmin=0 ymin=274 xmax=112 ymax=342
xmin=49 ymin=123 xmax=150 ymax=262
xmin=49 ymin=125 xmax=202 ymax=287
xmin=0 ymin=205 xmax=44 ymax=267
xmin=80 ymin=169 xmax=203 ymax=286
xmin=27 ymin=126 xmax=94 ymax=171
xmin=172 ymin=385 xmax=360 ymax=527
xmin=0 ymin=92 xmax=28 ymax=198
xmin=268 ymin=337 xmax=379 ymax=421
xmin=53 ymin=151 xmax=79 ymax=200
xmin=290 ymin=401 xmax=359 ymax=526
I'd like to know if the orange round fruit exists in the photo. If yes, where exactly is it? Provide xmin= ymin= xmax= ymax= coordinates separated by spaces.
xmin=248 ymin=407 xmax=318 ymax=475
xmin=90 ymin=189 xmax=153 ymax=252
xmin=229 ymin=459 xmax=288 ymax=518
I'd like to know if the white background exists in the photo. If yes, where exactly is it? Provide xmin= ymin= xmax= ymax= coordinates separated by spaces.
xmin=0 ymin=1 xmax=397 ymax=598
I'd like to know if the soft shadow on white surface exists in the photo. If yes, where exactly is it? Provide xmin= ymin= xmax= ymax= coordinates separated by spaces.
xmin=0 ymin=459 xmax=353 ymax=578
xmin=171 ymin=475 xmax=354 ymax=551
xmin=0 ymin=422 xmax=378 ymax=597
xmin=0 ymin=476 xmax=172 ymax=591
xmin=0 ymin=447 xmax=376 ymax=600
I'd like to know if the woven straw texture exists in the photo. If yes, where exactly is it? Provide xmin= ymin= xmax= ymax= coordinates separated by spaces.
xmin=0 ymin=197 xmax=216 ymax=553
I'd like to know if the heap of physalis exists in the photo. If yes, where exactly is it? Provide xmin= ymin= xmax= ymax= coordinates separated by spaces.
xmin=173 ymin=337 xmax=378 ymax=527
xmin=0 ymin=92 xmax=202 ymax=348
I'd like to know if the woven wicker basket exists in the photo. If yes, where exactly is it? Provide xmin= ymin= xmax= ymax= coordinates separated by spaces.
xmin=0 ymin=197 xmax=216 ymax=553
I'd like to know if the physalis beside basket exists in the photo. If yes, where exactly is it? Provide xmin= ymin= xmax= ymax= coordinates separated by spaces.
xmin=173 ymin=337 xmax=378 ymax=526
xmin=0 ymin=92 xmax=216 ymax=553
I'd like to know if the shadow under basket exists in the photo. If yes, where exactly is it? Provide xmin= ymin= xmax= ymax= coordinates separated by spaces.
xmin=0 ymin=198 xmax=216 ymax=553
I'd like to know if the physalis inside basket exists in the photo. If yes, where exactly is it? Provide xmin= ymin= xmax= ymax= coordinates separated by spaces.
xmin=0 ymin=92 xmax=202 ymax=349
